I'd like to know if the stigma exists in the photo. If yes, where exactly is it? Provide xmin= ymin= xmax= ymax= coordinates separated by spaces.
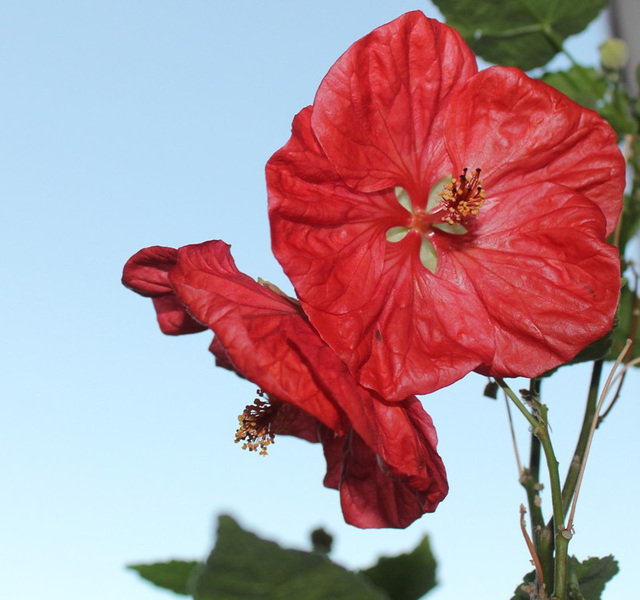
xmin=385 ymin=169 xmax=486 ymax=273
xmin=234 ymin=390 xmax=276 ymax=455
xmin=438 ymin=168 xmax=485 ymax=226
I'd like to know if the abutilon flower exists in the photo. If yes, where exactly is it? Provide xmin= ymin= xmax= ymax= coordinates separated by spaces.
xmin=267 ymin=11 xmax=625 ymax=401
xmin=122 ymin=240 xmax=448 ymax=528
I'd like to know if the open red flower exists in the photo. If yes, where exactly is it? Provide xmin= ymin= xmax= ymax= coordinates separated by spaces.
xmin=267 ymin=11 xmax=624 ymax=400
xmin=122 ymin=240 xmax=448 ymax=528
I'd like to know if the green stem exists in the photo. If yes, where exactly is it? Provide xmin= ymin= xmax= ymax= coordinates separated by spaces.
xmin=528 ymin=378 xmax=542 ymax=482
xmin=497 ymin=378 xmax=568 ymax=599
xmin=524 ymin=379 xmax=554 ymax=591
xmin=542 ymin=24 xmax=579 ymax=68
xmin=561 ymin=360 xmax=603 ymax=517
xmin=554 ymin=532 xmax=570 ymax=600
xmin=521 ymin=468 xmax=554 ymax=592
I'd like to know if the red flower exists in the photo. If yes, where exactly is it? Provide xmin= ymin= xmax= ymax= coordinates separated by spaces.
xmin=122 ymin=240 xmax=448 ymax=528
xmin=267 ymin=11 xmax=624 ymax=400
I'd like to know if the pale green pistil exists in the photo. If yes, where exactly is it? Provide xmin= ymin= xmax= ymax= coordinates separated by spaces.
xmin=385 ymin=170 xmax=485 ymax=273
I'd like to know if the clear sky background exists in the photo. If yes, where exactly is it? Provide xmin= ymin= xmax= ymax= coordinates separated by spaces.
xmin=2 ymin=2 xmax=638 ymax=599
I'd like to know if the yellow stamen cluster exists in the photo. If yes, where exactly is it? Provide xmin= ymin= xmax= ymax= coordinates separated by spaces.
xmin=234 ymin=391 xmax=275 ymax=456
xmin=439 ymin=167 xmax=485 ymax=225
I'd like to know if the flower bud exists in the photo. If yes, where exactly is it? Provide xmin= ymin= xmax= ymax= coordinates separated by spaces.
xmin=599 ymin=38 xmax=629 ymax=70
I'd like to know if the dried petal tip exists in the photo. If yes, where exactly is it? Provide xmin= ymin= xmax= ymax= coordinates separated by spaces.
xmin=439 ymin=167 xmax=485 ymax=225
xmin=234 ymin=391 xmax=276 ymax=455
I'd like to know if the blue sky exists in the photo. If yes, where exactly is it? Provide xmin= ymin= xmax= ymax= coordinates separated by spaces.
xmin=1 ymin=2 xmax=638 ymax=599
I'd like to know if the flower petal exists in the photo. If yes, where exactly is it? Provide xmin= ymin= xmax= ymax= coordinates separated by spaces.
xmin=442 ymin=183 xmax=621 ymax=375
xmin=122 ymin=246 xmax=179 ymax=296
xmin=270 ymin=402 xmax=322 ymax=444
xmin=323 ymin=425 xmax=446 ymax=529
xmin=268 ymin=107 xmax=404 ymax=313
xmin=168 ymin=240 xmax=344 ymax=433
xmin=209 ymin=335 xmax=241 ymax=374
xmin=150 ymin=295 xmax=208 ymax=335
xmin=269 ymin=107 xmax=488 ymax=399
xmin=442 ymin=66 xmax=624 ymax=235
xmin=122 ymin=246 xmax=207 ymax=335
xmin=311 ymin=11 xmax=476 ymax=199
xmin=286 ymin=326 xmax=448 ymax=508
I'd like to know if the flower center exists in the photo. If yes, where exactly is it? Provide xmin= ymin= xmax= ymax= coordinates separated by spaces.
xmin=438 ymin=168 xmax=485 ymax=226
xmin=385 ymin=168 xmax=485 ymax=273
xmin=234 ymin=390 xmax=276 ymax=455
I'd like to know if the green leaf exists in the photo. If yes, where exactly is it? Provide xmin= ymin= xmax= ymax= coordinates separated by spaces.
xmin=616 ymin=192 xmax=640 ymax=257
xmin=127 ymin=560 xmax=201 ymax=596
xmin=432 ymin=0 xmax=609 ymax=70
xmin=193 ymin=515 xmax=388 ymax=600
xmin=567 ymin=555 xmax=619 ymax=599
xmin=607 ymin=280 xmax=640 ymax=365
xmin=599 ymin=86 xmax=635 ymax=139
xmin=511 ymin=556 xmax=619 ymax=600
xmin=511 ymin=570 xmax=536 ymax=600
xmin=540 ymin=66 xmax=607 ymax=110
xmin=360 ymin=535 xmax=438 ymax=600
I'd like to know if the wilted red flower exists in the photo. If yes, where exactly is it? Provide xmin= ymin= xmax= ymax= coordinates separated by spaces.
xmin=122 ymin=240 xmax=448 ymax=528
xmin=267 ymin=11 xmax=624 ymax=400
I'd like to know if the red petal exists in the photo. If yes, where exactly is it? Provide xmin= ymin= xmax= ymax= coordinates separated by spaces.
xmin=123 ymin=246 xmax=207 ymax=335
xmin=269 ymin=107 xmax=402 ymax=312
xmin=443 ymin=183 xmax=620 ymax=376
xmin=168 ymin=240 xmax=343 ymax=433
xmin=442 ymin=66 xmax=624 ymax=236
xmin=270 ymin=402 xmax=322 ymax=444
xmin=151 ymin=295 xmax=208 ymax=335
xmin=318 ymin=400 xmax=447 ymax=529
xmin=286 ymin=327 xmax=448 ymax=501
xmin=319 ymin=426 xmax=343 ymax=491
xmin=336 ymin=429 xmax=446 ymax=529
xmin=122 ymin=246 xmax=179 ymax=297
xmin=269 ymin=106 xmax=485 ymax=399
xmin=311 ymin=12 xmax=476 ymax=199
xmin=209 ymin=335 xmax=242 ymax=374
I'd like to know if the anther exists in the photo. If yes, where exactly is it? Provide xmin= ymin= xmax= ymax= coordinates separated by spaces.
xmin=234 ymin=390 xmax=276 ymax=456
xmin=438 ymin=167 xmax=485 ymax=226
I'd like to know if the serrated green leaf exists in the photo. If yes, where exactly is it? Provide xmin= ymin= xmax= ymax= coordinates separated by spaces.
xmin=127 ymin=560 xmax=201 ymax=596
xmin=540 ymin=66 xmax=607 ymax=110
xmin=360 ymin=535 xmax=437 ymax=600
xmin=193 ymin=515 xmax=388 ymax=600
xmin=568 ymin=555 xmax=619 ymax=599
xmin=432 ymin=0 xmax=609 ymax=70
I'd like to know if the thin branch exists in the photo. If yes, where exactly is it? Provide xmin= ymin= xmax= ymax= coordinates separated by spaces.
xmin=504 ymin=389 xmax=523 ymax=477
xmin=560 ymin=359 xmax=603 ymax=518
xmin=566 ymin=340 xmax=633 ymax=532
xmin=598 ymin=272 xmax=639 ymax=426
xmin=520 ymin=504 xmax=547 ymax=599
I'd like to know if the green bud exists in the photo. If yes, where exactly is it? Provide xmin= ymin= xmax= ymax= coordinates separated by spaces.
xmin=599 ymin=38 xmax=629 ymax=70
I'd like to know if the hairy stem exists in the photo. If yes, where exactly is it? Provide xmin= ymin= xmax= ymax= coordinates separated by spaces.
xmin=497 ymin=379 xmax=568 ymax=599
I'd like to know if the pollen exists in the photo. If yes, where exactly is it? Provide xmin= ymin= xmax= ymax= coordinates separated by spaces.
xmin=234 ymin=390 xmax=276 ymax=456
xmin=438 ymin=167 xmax=485 ymax=225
